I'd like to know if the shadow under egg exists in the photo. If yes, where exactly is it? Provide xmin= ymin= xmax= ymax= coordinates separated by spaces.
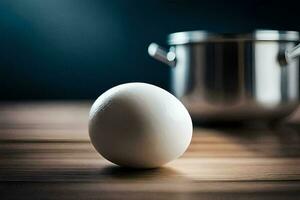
xmin=97 ymin=165 xmax=188 ymax=182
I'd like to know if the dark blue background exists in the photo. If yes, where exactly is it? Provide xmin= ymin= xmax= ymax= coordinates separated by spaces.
xmin=0 ymin=0 xmax=299 ymax=100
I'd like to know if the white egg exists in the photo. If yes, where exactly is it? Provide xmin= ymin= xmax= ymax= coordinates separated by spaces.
xmin=89 ymin=82 xmax=193 ymax=168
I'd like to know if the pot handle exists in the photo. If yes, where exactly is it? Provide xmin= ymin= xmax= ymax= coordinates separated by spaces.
xmin=279 ymin=43 xmax=300 ymax=65
xmin=148 ymin=43 xmax=176 ymax=67
xmin=286 ymin=43 xmax=300 ymax=61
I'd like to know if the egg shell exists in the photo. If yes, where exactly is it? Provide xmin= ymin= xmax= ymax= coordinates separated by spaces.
xmin=89 ymin=83 xmax=193 ymax=168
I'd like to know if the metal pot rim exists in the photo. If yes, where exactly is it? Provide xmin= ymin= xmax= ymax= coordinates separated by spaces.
xmin=168 ymin=30 xmax=300 ymax=45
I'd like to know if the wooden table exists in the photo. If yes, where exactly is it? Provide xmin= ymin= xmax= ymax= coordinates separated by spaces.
xmin=0 ymin=102 xmax=300 ymax=199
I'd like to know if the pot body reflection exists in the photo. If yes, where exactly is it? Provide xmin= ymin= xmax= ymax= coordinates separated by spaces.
xmin=171 ymin=41 xmax=299 ymax=121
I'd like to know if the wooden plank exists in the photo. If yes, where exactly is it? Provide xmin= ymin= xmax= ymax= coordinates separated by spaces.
xmin=0 ymin=102 xmax=300 ymax=199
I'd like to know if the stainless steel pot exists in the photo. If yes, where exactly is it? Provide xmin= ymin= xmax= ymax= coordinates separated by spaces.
xmin=148 ymin=30 xmax=300 ymax=122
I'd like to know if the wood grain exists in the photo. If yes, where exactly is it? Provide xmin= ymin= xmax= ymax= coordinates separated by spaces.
xmin=0 ymin=102 xmax=300 ymax=199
